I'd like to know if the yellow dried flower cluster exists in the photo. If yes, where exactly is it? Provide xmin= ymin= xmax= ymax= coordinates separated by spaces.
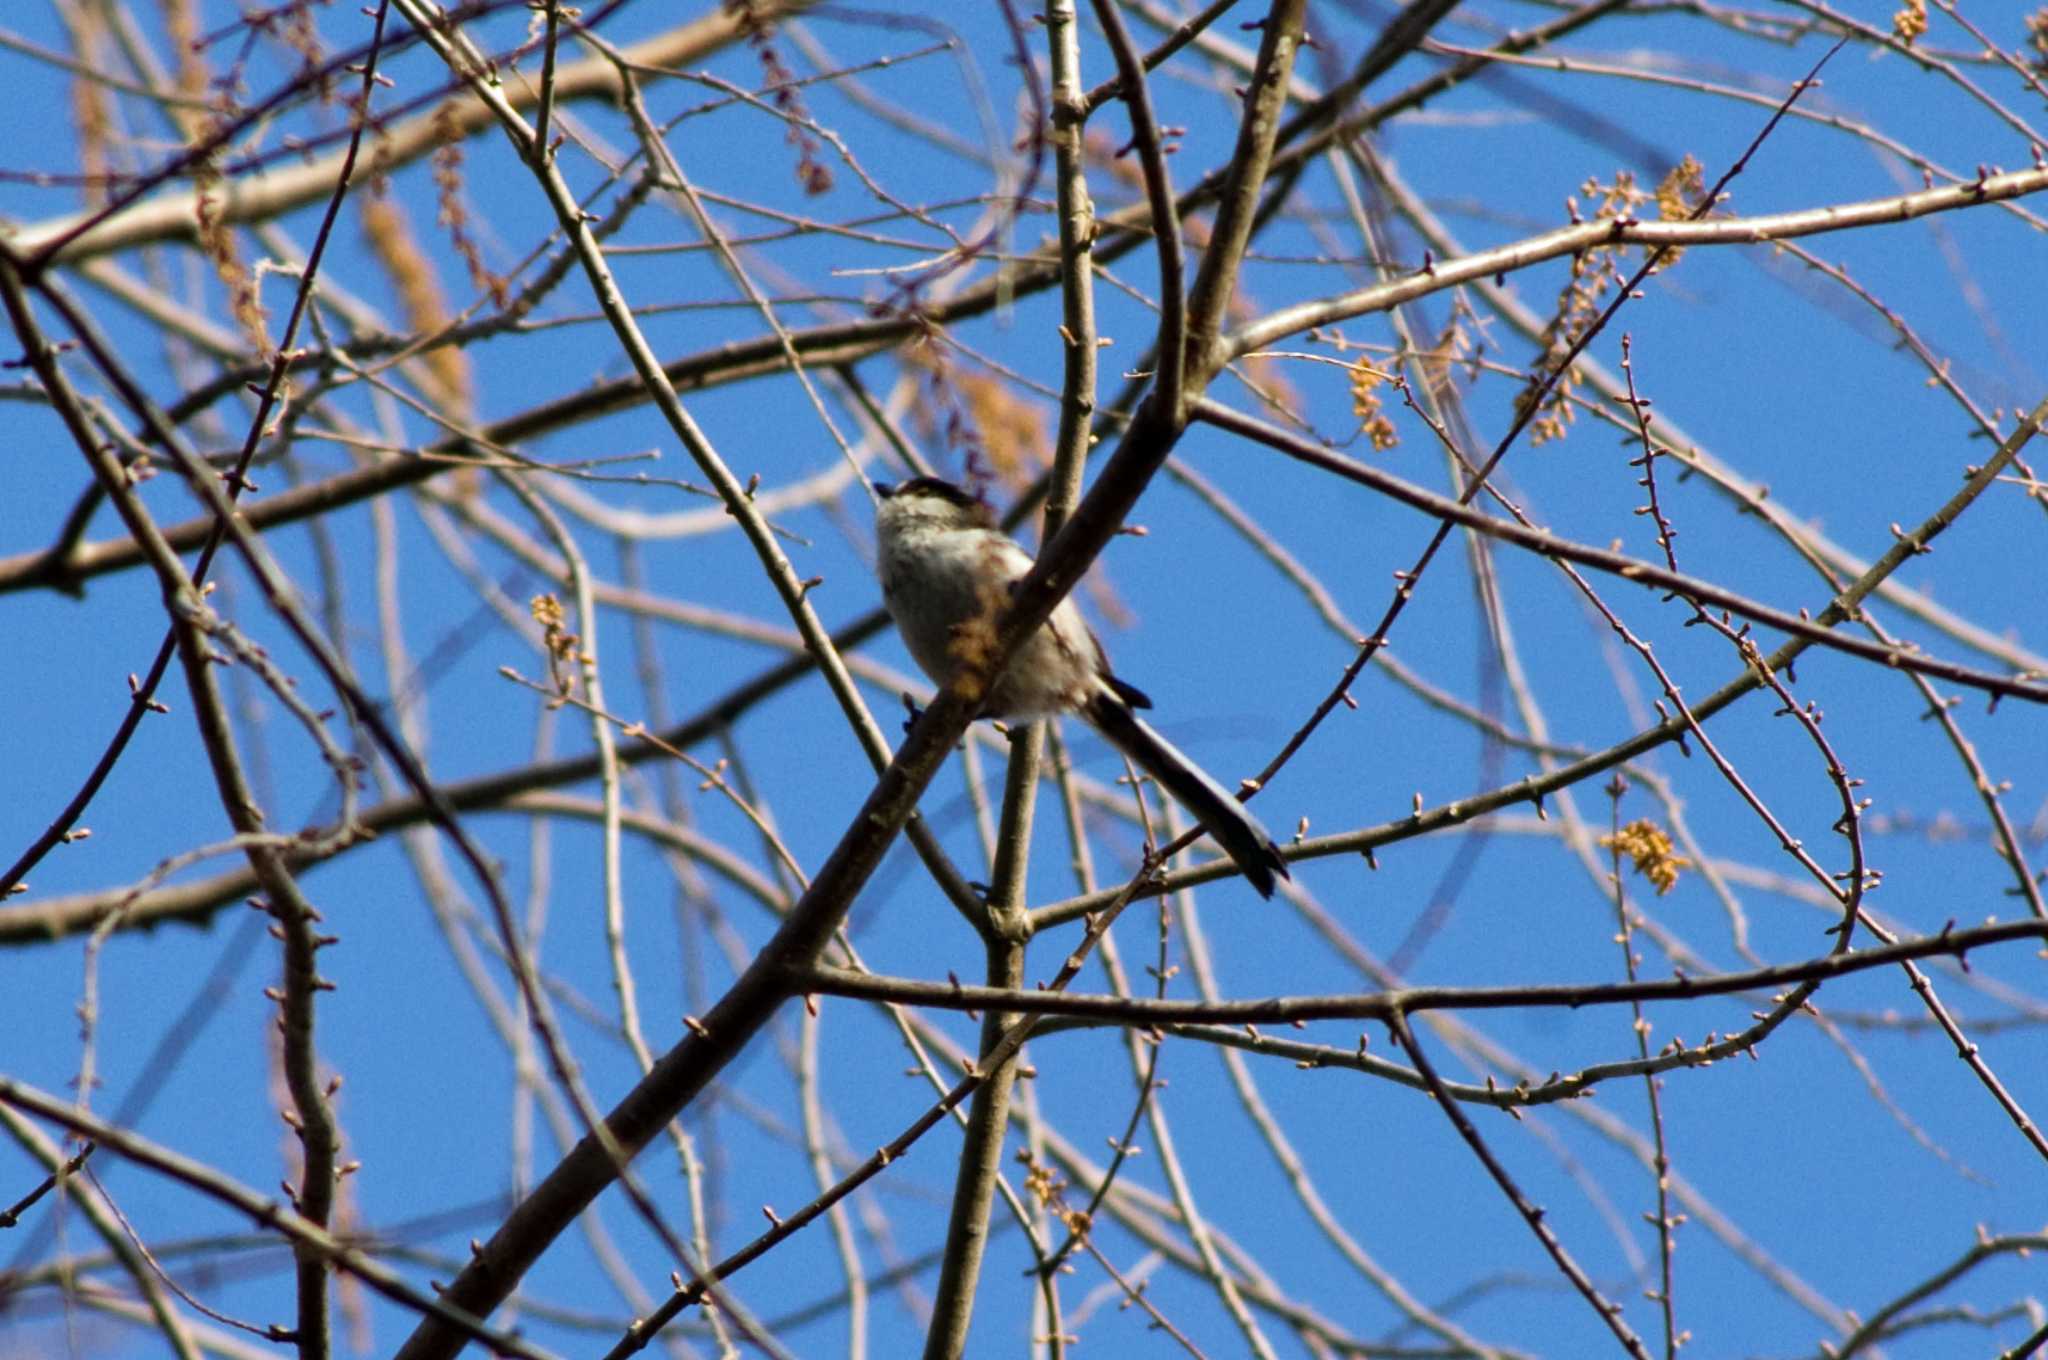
xmin=729 ymin=0 xmax=833 ymax=195
xmin=530 ymin=594 xmax=583 ymax=697
xmin=1518 ymin=161 xmax=1704 ymax=445
xmin=1891 ymin=0 xmax=1928 ymax=45
xmin=1429 ymin=294 xmax=1488 ymax=387
xmin=432 ymin=103 xmax=510 ymax=310
xmin=1601 ymin=818 xmax=1693 ymax=896
xmin=163 ymin=8 xmax=270 ymax=352
xmin=194 ymin=157 xmax=268 ymax=349
xmin=1023 ymin=1155 xmax=1064 ymax=1208
xmin=72 ymin=61 xmax=111 ymax=210
xmin=1517 ymin=173 xmax=1646 ymax=443
xmin=1020 ymin=1151 xmax=1090 ymax=1236
xmin=1654 ymin=154 xmax=1708 ymax=267
xmin=902 ymin=334 xmax=1048 ymax=490
xmin=1349 ymin=364 xmax=1400 ymax=451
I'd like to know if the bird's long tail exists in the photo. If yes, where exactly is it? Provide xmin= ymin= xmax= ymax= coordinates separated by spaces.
xmin=1084 ymin=693 xmax=1289 ymax=899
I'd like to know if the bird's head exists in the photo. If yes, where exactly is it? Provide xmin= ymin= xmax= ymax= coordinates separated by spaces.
xmin=873 ymin=476 xmax=998 ymax=537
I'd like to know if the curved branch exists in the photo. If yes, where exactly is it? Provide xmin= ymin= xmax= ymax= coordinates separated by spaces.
xmin=9 ymin=1 xmax=823 ymax=265
xmin=796 ymin=914 xmax=2048 ymax=1023
xmin=1230 ymin=165 xmax=2048 ymax=359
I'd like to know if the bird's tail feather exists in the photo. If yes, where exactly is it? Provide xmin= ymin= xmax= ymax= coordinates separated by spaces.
xmin=1085 ymin=694 xmax=1289 ymax=899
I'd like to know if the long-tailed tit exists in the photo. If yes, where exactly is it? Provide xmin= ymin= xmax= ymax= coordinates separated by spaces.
xmin=872 ymin=476 xmax=1289 ymax=898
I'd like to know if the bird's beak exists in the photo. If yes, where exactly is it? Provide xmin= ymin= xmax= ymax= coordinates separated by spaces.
xmin=871 ymin=481 xmax=895 ymax=499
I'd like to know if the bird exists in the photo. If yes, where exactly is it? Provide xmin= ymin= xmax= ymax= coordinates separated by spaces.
xmin=872 ymin=475 xmax=1289 ymax=898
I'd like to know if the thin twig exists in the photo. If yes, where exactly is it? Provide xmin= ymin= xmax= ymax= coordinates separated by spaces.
xmin=1386 ymin=1011 xmax=1652 ymax=1358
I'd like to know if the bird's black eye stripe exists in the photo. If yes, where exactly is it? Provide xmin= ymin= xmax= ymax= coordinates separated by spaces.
xmin=890 ymin=476 xmax=983 ymax=510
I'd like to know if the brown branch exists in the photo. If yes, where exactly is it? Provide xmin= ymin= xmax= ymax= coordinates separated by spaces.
xmin=1230 ymin=165 xmax=2048 ymax=358
xmin=1089 ymin=0 xmax=1189 ymax=408
xmin=0 ymin=1141 xmax=95 ymax=1228
xmin=1606 ymin=785 xmax=1680 ymax=1358
xmin=0 ymin=2 xmax=1644 ymax=609
xmin=794 ymin=917 xmax=2048 ymax=1024
xmin=921 ymin=933 xmax=1031 ymax=1359
xmin=1387 ymin=1011 xmax=1653 ymax=1358
xmin=1197 ymin=399 xmax=2048 ymax=705
xmin=1179 ymin=0 xmax=1306 ymax=389
xmin=1831 ymin=1232 xmax=2048 ymax=1360
xmin=1080 ymin=0 xmax=1244 ymax=114
xmin=0 ymin=1077 xmax=552 ymax=1359
xmin=10 ymin=1 xmax=824 ymax=265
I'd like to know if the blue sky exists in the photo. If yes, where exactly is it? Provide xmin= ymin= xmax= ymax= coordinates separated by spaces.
xmin=3 ymin=1 xmax=2047 ymax=1356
